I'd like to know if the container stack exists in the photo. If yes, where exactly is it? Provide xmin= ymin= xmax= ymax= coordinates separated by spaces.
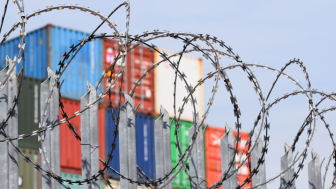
xmin=153 ymin=48 xmax=204 ymax=189
xmin=103 ymin=38 xmax=156 ymax=186
xmin=0 ymin=24 xmax=105 ymax=189
xmin=1 ymin=24 xmax=253 ymax=189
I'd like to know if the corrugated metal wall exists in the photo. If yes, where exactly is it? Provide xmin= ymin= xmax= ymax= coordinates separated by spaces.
xmin=51 ymin=25 xmax=102 ymax=100
xmin=105 ymin=109 xmax=155 ymax=180
xmin=0 ymin=27 xmax=48 ymax=78
xmin=18 ymin=77 xmax=44 ymax=149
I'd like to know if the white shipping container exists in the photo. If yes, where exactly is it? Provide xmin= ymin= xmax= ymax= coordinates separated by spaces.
xmin=154 ymin=48 xmax=204 ymax=122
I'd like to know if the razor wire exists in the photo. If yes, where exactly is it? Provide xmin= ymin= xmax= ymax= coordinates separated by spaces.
xmin=0 ymin=1 xmax=335 ymax=189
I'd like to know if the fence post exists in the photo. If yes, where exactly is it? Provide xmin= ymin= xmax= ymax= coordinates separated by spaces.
xmin=188 ymin=118 xmax=206 ymax=189
xmin=154 ymin=106 xmax=172 ymax=189
xmin=0 ymin=56 xmax=18 ymax=189
xmin=308 ymin=149 xmax=322 ymax=189
xmin=81 ymin=82 xmax=100 ymax=189
xmin=251 ymin=138 xmax=267 ymax=189
xmin=280 ymin=144 xmax=295 ymax=189
xmin=220 ymin=124 xmax=238 ymax=189
xmin=40 ymin=67 xmax=60 ymax=189
xmin=120 ymin=93 xmax=137 ymax=189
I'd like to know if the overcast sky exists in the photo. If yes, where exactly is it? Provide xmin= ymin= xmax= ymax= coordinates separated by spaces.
xmin=1 ymin=0 xmax=335 ymax=188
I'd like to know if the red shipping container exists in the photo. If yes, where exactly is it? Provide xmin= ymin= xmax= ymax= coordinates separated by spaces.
xmin=205 ymin=126 xmax=251 ymax=188
xmin=103 ymin=39 xmax=154 ymax=114
xmin=59 ymin=98 xmax=106 ymax=173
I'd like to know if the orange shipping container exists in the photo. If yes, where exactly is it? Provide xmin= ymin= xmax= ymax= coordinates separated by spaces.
xmin=205 ymin=126 xmax=251 ymax=188
xmin=103 ymin=39 xmax=154 ymax=114
xmin=59 ymin=98 xmax=106 ymax=173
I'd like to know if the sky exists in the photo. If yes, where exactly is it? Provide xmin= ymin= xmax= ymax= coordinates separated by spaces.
xmin=1 ymin=0 xmax=335 ymax=188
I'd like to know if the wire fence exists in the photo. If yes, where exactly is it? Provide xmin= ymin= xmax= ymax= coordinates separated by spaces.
xmin=0 ymin=1 xmax=335 ymax=189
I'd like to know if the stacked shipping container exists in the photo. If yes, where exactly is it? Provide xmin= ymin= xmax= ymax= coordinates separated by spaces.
xmin=18 ymin=148 xmax=41 ymax=189
xmin=0 ymin=24 xmax=103 ymax=100
xmin=205 ymin=126 xmax=251 ymax=188
xmin=0 ymin=24 xmax=106 ymax=187
xmin=1 ymin=24 xmax=252 ymax=189
xmin=17 ymin=77 xmax=43 ymax=150
xmin=153 ymin=48 xmax=204 ymax=189
xmin=60 ymin=172 xmax=105 ymax=189
xmin=59 ymin=98 xmax=106 ymax=173
xmin=153 ymin=48 xmax=204 ymax=122
xmin=103 ymin=39 xmax=154 ymax=114
xmin=105 ymin=109 xmax=155 ymax=180
xmin=169 ymin=118 xmax=193 ymax=189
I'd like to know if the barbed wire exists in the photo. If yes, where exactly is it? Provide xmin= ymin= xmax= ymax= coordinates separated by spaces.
xmin=0 ymin=1 xmax=335 ymax=189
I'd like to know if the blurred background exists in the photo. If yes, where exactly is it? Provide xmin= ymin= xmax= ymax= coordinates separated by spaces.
xmin=0 ymin=0 xmax=335 ymax=188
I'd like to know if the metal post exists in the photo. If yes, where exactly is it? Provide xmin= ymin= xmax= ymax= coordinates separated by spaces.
xmin=81 ymin=82 xmax=99 ymax=189
xmin=41 ymin=67 xmax=60 ymax=189
xmin=162 ymin=107 xmax=172 ymax=189
xmin=251 ymin=139 xmax=267 ymax=189
xmin=280 ymin=144 xmax=295 ymax=189
xmin=0 ymin=56 xmax=18 ymax=189
xmin=154 ymin=108 xmax=164 ymax=187
xmin=308 ymin=149 xmax=322 ymax=189
xmin=188 ymin=118 xmax=205 ymax=189
xmin=220 ymin=124 xmax=238 ymax=189
xmin=155 ymin=106 xmax=172 ymax=189
xmin=120 ymin=93 xmax=137 ymax=189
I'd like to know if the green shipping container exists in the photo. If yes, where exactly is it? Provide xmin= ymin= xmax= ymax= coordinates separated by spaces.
xmin=18 ymin=77 xmax=44 ymax=149
xmin=19 ymin=148 xmax=41 ymax=189
xmin=60 ymin=172 xmax=105 ymax=189
xmin=170 ymin=118 xmax=192 ymax=189
xmin=154 ymin=117 xmax=193 ymax=189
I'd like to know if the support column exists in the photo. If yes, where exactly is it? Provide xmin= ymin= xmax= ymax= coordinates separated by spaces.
xmin=40 ymin=67 xmax=60 ymax=189
xmin=0 ymin=56 xmax=18 ymax=189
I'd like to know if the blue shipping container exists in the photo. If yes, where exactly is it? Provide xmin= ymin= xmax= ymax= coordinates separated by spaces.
xmin=0 ymin=27 xmax=48 ymax=78
xmin=0 ymin=24 xmax=103 ymax=100
xmin=105 ymin=109 xmax=155 ymax=180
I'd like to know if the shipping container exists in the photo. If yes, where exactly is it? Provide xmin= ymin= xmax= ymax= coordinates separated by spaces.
xmin=0 ymin=24 xmax=103 ymax=100
xmin=103 ymin=179 xmax=149 ymax=189
xmin=168 ymin=118 xmax=194 ymax=189
xmin=18 ymin=77 xmax=43 ymax=149
xmin=0 ymin=27 xmax=48 ymax=78
xmin=18 ymin=148 xmax=41 ymax=189
xmin=105 ymin=109 xmax=155 ymax=180
xmin=60 ymin=172 xmax=104 ymax=189
xmin=59 ymin=98 xmax=106 ymax=172
xmin=103 ymin=39 xmax=155 ymax=114
xmin=153 ymin=48 xmax=204 ymax=122
xmin=204 ymin=126 xmax=251 ymax=188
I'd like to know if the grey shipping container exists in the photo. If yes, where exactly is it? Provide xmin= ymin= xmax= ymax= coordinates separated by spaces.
xmin=0 ymin=24 xmax=103 ymax=100
xmin=19 ymin=148 xmax=41 ymax=189
xmin=18 ymin=77 xmax=43 ymax=150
